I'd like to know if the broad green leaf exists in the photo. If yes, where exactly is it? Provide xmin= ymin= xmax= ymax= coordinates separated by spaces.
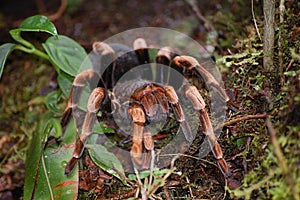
xmin=9 ymin=15 xmax=57 ymax=52
xmin=18 ymin=15 xmax=58 ymax=36
xmin=24 ymin=118 xmax=78 ymax=200
xmin=57 ymin=72 xmax=74 ymax=97
xmin=46 ymin=118 xmax=63 ymax=138
xmin=0 ymin=43 xmax=16 ymax=79
xmin=87 ymin=144 xmax=126 ymax=184
xmin=43 ymin=35 xmax=92 ymax=76
xmin=45 ymin=91 xmax=63 ymax=114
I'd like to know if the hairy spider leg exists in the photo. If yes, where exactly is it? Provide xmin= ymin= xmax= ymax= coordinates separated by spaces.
xmin=159 ymin=51 xmax=231 ymax=176
xmin=185 ymin=85 xmax=230 ymax=177
xmin=164 ymin=86 xmax=194 ymax=143
xmin=156 ymin=47 xmax=177 ymax=85
xmin=133 ymin=41 xmax=231 ymax=175
xmin=62 ymin=42 xmax=115 ymax=175
xmin=172 ymin=55 xmax=230 ymax=103
xmin=128 ymin=104 xmax=154 ymax=169
xmin=60 ymin=70 xmax=100 ymax=132
xmin=92 ymin=41 xmax=116 ymax=90
xmin=156 ymin=48 xmax=195 ymax=143
xmin=61 ymin=42 xmax=115 ymax=132
xmin=65 ymin=87 xmax=105 ymax=175
xmin=137 ymin=44 xmax=196 ymax=144
xmin=61 ymin=38 xmax=233 ymax=176
xmin=133 ymin=38 xmax=150 ymax=65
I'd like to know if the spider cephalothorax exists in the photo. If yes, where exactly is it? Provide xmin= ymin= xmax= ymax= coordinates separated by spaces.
xmin=61 ymin=38 xmax=231 ymax=177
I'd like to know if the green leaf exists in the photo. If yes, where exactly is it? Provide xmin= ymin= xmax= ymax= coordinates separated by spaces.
xmin=43 ymin=35 xmax=92 ymax=76
xmin=92 ymin=122 xmax=115 ymax=134
xmin=236 ymin=137 xmax=246 ymax=148
xmin=57 ymin=72 xmax=74 ymax=97
xmin=128 ymin=174 xmax=137 ymax=181
xmin=139 ymin=170 xmax=151 ymax=179
xmin=0 ymin=43 xmax=16 ymax=79
xmin=45 ymin=91 xmax=63 ymax=114
xmin=87 ymin=144 xmax=126 ymax=184
xmin=284 ymin=71 xmax=296 ymax=77
xmin=7 ymin=15 xmax=57 ymax=60
xmin=18 ymin=15 xmax=58 ymax=36
xmin=153 ymin=168 xmax=170 ymax=177
xmin=45 ymin=118 xmax=63 ymax=138
xmin=24 ymin=118 xmax=78 ymax=200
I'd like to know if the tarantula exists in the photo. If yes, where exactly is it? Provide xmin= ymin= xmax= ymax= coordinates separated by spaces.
xmin=60 ymin=38 xmax=231 ymax=177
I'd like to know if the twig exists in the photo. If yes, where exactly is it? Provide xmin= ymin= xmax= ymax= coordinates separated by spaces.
xmin=160 ymin=153 xmax=218 ymax=170
xmin=184 ymin=0 xmax=216 ymax=33
xmin=185 ymin=176 xmax=194 ymax=199
xmin=286 ymin=59 xmax=294 ymax=72
xmin=149 ymin=150 xmax=155 ymax=193
xmin=134 ymin=167 xmax=147 ymax=200
xmin=146 ymin=156 xmax=179 ymax=199
xmin=251 ymin=0 xmax=262 ymax=41
xmin=266 ymin=116 xmax=300 ymax=200
xmin=266 ymin=116 xmax=288 ymax=173
xmin=48 ymin=0 xmax=67 ymax=21
xmin=214 ymin=113 xmax=267 ymax=131
xmin=35 ymin=0 xmax=67 ymax=21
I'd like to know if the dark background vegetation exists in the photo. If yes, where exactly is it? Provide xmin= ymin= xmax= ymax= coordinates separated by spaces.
xmin=0 ymin=0 xmax=299 ymax=199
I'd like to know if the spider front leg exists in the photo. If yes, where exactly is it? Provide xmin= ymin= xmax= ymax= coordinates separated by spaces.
xmin=61 ymin=41 xmax=115 ymax=130
xmin=65 ymin=87 xmax=105 ymax=175
xmin=128 ymin=104 xmax=154 ymax=169
xmin=185 ymin=85 xmax=230 ymax=176
xmin=60 ymin=70 xmax=100 ymax=132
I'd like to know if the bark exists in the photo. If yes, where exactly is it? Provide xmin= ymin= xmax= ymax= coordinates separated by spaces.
xmin=263 ymin=0 xmax=275 ymax=71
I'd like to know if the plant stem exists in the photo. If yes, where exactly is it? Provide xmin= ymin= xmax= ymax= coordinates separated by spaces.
xmin=33 ymin=48 xmax=50 ymax=60
xmin=251 ymin=0 xmax=261 ymax=41
xmin=14 ymin=44 xmax=50 ymax=60
xmin=266 ymin=116 xmax=288 ymax=173
xmin=266 ymin=116 xmax=300 ymax=200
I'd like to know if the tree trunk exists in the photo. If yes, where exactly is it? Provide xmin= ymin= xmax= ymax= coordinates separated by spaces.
xmin=263 ymin=0 xmax=275 ymax=72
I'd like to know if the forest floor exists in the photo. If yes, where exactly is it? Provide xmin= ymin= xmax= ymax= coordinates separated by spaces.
xmin=0 ymin=0 xmax=299 ymax=199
